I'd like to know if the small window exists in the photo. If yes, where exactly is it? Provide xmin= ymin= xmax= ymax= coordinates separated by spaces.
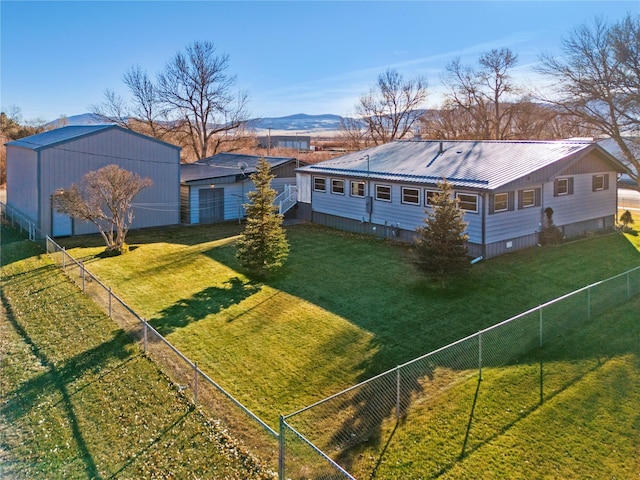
xmin=425 ymin=189 xmax=439 ymax=206
xmin=314 ymin=177 xmax=326 ymax=192
xmin=350 ymin=181 xmax=365 ymax=197
xmin=401 ymin=187 xmax=420 ymax=205
xmin=331 ymin=179 xmax=345 ymax=195
xmin=456 ymin=193 xmax=478 ymax=213
xmin=521 ymin=189 xmax=536 ymax=208
xmin=554 ymin=177 xmax=573 ymax=196
xmin=375 ymin=184 xmax=392 ymax=202
xmin=494 ymin=193 xmax=509 ymax=212
xmin=592 ymin=174 xmax=608 ymax=191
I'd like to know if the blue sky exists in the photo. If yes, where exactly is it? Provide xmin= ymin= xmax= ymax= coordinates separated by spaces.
xmin=1 ymin=1 xmax=637 ymax=123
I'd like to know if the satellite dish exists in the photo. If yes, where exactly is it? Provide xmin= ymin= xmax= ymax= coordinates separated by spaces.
xmin=237 ymin=161 xmax=248 ymax=177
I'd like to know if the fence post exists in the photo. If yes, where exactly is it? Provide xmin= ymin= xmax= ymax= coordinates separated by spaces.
xmin=587 ymin=286 xmax=591 ymax=321
xmin=108 ymin=286 xmax=112 ymax=318
xmin=279 ymin=415 xmax=285 ymax=480
xmin=194 ymin=362 xmax=199 ymax=405
xmin=539 ymin=307 xmax=544 ymax=405
xmin=478 ymin=332 xmax=483 ymax=380
xmin=143 ymin=319 xmax=148 ymax=353
xmin=81 ymin=261 xmax=85 ymax=292
xmin=396 ymin=366 xmax=401 ymax=420
xmin=627 ymin=271 xmax=631 ymax=300
xmin=62 ymin=247 xmax=66 ymax=269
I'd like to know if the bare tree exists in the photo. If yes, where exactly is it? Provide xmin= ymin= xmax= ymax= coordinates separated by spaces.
xmin=92 ymin=41 xmax=249 ymax=161
xmin=338 ymin=114 xmax=371 ymax=150
xmin=156 ymin=41 xmax=249 ymax=160
xmin=442 ymin=48 xmax=519 ymax=139
xmin=536 ymin=14 xmax=640 ymax=187
xmin=354 ymin=68 xmax=428 ymax=145
xmin=52 ymin=164 xmax=152 ymax=254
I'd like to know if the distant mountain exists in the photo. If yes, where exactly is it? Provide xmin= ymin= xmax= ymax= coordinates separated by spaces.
xmin=46 ymin=112 xmax=346 ymax=135
xmin=249 ymin=113 xmax=345 ymax=133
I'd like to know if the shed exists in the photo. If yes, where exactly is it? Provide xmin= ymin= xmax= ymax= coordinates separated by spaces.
xmin=5 ymin=125 xmax=181 ymax=237
xmin=296 ymin=139 xmax=627 ymax=258
xmin=180 ymin=152 xmax=304 ymax=224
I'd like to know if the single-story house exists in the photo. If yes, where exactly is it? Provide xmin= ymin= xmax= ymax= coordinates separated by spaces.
xmin=5 ymin=125 xmax=181 ymax=237
xmin=296 ymin=139 xmax=627 ymax=258
xmin=180 ymin=152 xmax=305 ymax=224
xmin=257 ymin=135 xmax=311 ymax=151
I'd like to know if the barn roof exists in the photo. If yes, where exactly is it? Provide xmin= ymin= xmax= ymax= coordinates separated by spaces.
xmin=297 ymin=139 xmax=626 ymax=190
xmin=5 ymin=124 xmax=181 ymax=151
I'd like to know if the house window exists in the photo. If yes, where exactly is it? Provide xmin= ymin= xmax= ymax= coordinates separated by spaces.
xmin=351 ymin=181 xmax=365 ymax=197
xmin=456 ymin=193 xmax=478 ymax=213
xmin=518 ymin=188 xmax=541 ymax=209
xmin=554 ymin=177 xmax=573 ymax=196
xmin=425 ymin=189 xmax=439 ymax=206
xmin=522 ymin=189 xmax=535 ymax=208
xmin=375 ymin=184 xmax=392 ymax=202
xmin=401 ymin=187 xmax=420 ymax=205
xmin=592 ymin=174 xmax=608 ymax=191
xmin=494 ymin=193 xmax=509 ymax=212
xmin=331 ymin=179 xmax=345 ymax=195
xmin=314 ymin=177 xmax=326 ymax=192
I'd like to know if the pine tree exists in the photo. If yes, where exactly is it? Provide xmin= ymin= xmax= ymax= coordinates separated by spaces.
xmin=236 ymin=157 xmax=289 ymax=277
xmin=414 ymin=178 xmax=470 ymax=286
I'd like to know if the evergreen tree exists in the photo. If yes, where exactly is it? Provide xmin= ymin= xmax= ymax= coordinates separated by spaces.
xmin=414 ymin=178 xmax=470 ymax=286
xmin=236 ymin=157 xmax=289 ymax=277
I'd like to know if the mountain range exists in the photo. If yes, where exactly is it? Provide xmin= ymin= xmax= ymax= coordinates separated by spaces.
xmin=48 ymin=112 xmax=346 ymax=135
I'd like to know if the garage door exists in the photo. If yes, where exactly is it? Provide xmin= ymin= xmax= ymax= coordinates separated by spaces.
xmin=199 ymin=188 xmax=224 ymax=223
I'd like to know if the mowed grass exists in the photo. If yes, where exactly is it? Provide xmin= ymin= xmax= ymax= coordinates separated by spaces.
xmin=55 ymin=223 xmax=640 ymax=477
xmin=0 ymin=226 xmax=272 ymax=479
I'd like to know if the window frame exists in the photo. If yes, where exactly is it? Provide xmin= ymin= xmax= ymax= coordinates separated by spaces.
xmin=521 ymin=189 xmax=536 ymax=208
xmin=350 ymin=180 xmax=365 ymax=198
xmin=554 ymin=177 xmax=573 ymax=196
xmin=424 ymin=189 xmax=439 ymax=207
xmin=375 ymin=184 xmax=392 ymax=202
xmin=401 ymin=186 xmax=420 ymax=205
xmin=592 ymin=174 xmax=606 ymax=191
xmin=493 ymin=192 xmax=509 ymax=212
xmin=456 ymin=192 xmax=479 ymax=213
xmin=313 ymin=176 xmax=326 ymax=192
xmin=330 ymin=178 xmax=345 ymax=195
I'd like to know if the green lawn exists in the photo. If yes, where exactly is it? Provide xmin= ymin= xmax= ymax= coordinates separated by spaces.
xmin=0 ymin=226 xmax=272 ymax=479
xmin=44 ymin=223 xmax=640 ymax=477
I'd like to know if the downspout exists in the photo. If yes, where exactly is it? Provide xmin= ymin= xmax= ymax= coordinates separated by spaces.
xmin=37 ymin=150 xmax=43 ymax=236
xmin=481 ymin=191 xmax=487 ymax=258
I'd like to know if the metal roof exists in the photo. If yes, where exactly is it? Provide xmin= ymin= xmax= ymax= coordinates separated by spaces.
xmin=5 ymin=124 xmax=181 ymax=151
xmin=181 ymin=152 xmax=298 ymax=183
xmin=297 ymin=139 xmax=623 ymax=190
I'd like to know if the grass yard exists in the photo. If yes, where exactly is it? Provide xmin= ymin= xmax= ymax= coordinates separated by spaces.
xmin=47 ymin=223 xmax=640 ymax=477
xmin=0 ymin=226 xmax=273 ymax=479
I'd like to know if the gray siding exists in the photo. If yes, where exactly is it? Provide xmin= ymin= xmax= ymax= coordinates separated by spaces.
xmin=6 ymin=147 xmax=39 ymax=221
xmin=308 ymin=175 xmax=483 ymax=243
xmin=20 ymin=128 xmax=180 ymax=236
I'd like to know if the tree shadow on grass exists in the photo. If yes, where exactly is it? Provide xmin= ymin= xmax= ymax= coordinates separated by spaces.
xmin=149 ymin=277 xmax=259 ymax=336
xmin=1 ymin=291 xmax=136 ymax=480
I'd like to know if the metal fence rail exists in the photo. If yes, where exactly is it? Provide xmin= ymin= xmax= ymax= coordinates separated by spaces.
xmin=44 ymin=235 xmax=281 ymax=471
xmin=283 ymin=265 xmax=640 ymax=478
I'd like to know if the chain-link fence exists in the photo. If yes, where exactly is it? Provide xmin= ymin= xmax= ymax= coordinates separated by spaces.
xmin=282 ymin=265 xmax=640 ymax=478
xmin=44 ymin=236 xmax=280 ymax=471
xmin=0 ymin=202 xmax=42 ymax=243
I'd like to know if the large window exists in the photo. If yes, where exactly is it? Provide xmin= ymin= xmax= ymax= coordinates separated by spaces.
xmin=456 ymin=193 xmax=478 ymax=213
xmin=331 ymin=179 xmax=345 ymax=195
xmin=375 ymin=184 xmax=392 ymax=202
xmin=313 ymin=177 xmax=326 ymax=192
xmin=521 ymin=189 xmax=535 ymax=208
xmin=350 ymin=181 xmax=365 ymax=197
xmin=401 ymin=187 xmax=420 ymax=205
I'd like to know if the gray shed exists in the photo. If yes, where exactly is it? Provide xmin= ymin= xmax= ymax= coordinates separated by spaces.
xmin=5 ymin=125 xmax=181 ymax=237
xmin=296 ymin=139 xmax=627 ymax=258
xmin=180 ymin=152 xmax=304 ymax=224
